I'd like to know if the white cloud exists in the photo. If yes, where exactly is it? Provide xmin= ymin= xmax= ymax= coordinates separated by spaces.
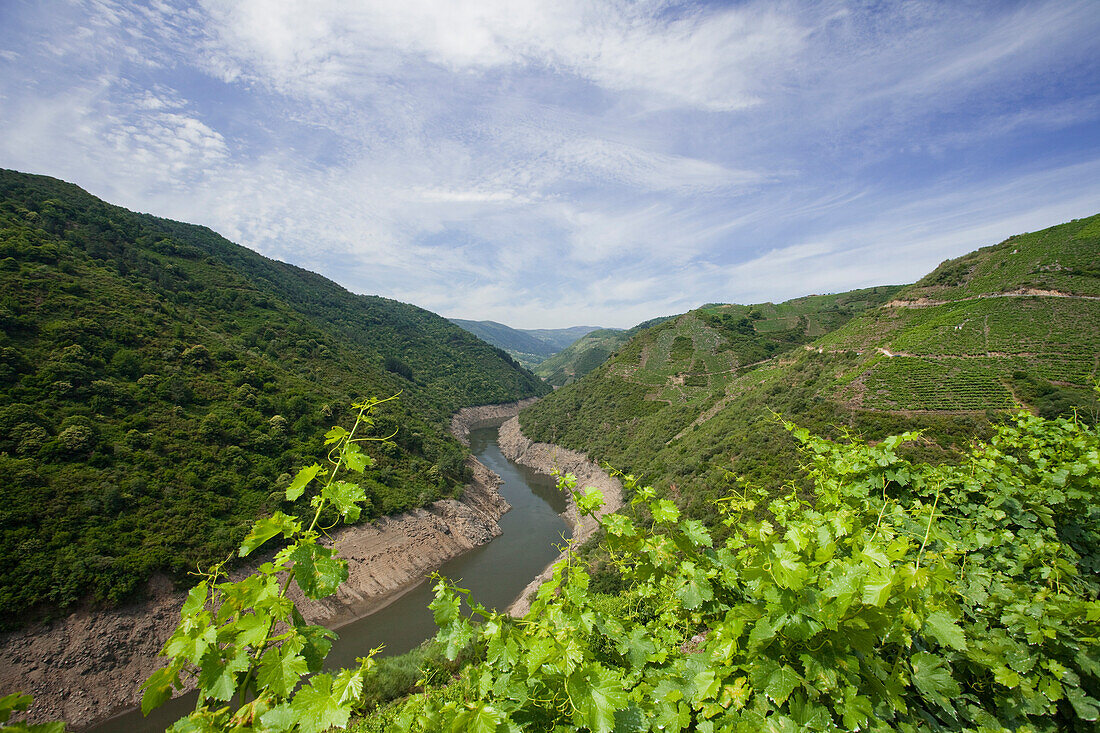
xmin=1 ymin=0 xmax=1098 ymax=330
xmin=196 ymin=0 xmax=808 ymax=111
xmin=554 ymin=137 xmax=765 ymax=193
xmin=717 ymin=159 xmax=1100 ymax=307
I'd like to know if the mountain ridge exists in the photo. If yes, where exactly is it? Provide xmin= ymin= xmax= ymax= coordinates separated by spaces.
xmin=519 ymin=214 xmax=1099 ymax=527
xmin=449 ymin=318 xmax=609 ymax=369
xmin=0 ymin=168 xmax=549 ymax=625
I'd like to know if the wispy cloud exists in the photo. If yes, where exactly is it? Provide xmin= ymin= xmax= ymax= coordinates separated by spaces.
xmin=195 ymin=0 xmax=809 ymax=111
xmin=1 ymin=0 xmax=1098 ymax=328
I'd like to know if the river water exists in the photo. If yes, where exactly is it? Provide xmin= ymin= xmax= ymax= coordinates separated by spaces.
xmin=88 ymin=425 xmax=570 ymax=733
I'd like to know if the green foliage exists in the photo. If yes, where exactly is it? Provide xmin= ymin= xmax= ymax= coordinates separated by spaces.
xmin=906 ymin=213 xmax=1100 ymax=299
xmin=449 ymin=319 xmax=604 ymax=369
xmin=522 ymin=216 xmax=1098 ymax=542
xmin=0 ymin=694 xmax=64 ymax=733
xmin=387 ymin=410 xmax=1100 ymax=731
xmin=0 ymin=169 xmax=548 ymax=626
xmin=142 ymin=399 xmax=397 ymax=732
xmin=535 ymin=317 xmax=675 ymax=387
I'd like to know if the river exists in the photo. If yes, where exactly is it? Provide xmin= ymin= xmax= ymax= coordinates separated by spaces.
xmin=88 ymin=424 xmax=570 ymax=732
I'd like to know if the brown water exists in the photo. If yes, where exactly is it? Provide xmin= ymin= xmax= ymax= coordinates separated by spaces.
xmin=87 ymin=425 xmax=570 ymax=732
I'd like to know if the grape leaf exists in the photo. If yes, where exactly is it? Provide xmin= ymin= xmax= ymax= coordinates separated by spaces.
xmin=839 ymin=691 xmax=873 ymax=730
xmin=613 ymin=705 xmax=649 ymax=733
xmin=197 ymin=647 xmax=249 ymax=701
xmin=259 ymin=704 xmax=296 ymax=732
xmin=910 ymin=652 xmax=959 ymax=711
xmin=567 ymin=666 xmax=627 ymax=733
xmin=924 ymin=610 xmax=967 ymax=651
xmin=681 ymin=519 xmax=712 ymax=547
xmin=285 ymin=464 xmax=322 ymax=501
xmin=164 ymin=622 xmax=217 ymax=665
xmin=323 ymin=426 xmax=348 ymax=446
xmin=290 ymin=674 xmax=350 ymax=733
xmin=342 ymin=442 xmax=371 ymax=473
xmin=1066 ymin=687 xmax=1100 ymax=721
xmin=618 ymin=626 xmax=656 ymax=668
xmin=233 ymin=612 xmax=269 ymax=649
xmin=290 ymin=542 xmax=348 ymax=599
xmin=765 ymin=665 xmax=800 ymax=706
xmin=139 ymin=666 xmax=178 ymax=715
xmin=602 ymin=513 xmax=637 ymax=537
xmin=677 ymin=570 xmax=713 ymax=610
xmin=180 ymin=582 xmax=208 ymax=618
xmin=576 ymin=487 xmax=605 ymax=516
xmin=332 ymin=667 xmax=363 ymax=705
xmin=239 ymin=512 xmax=301 ymax=557
xmin=861 ymin=569 xmax=893 ymax=607
xmin=748 ymin=616 xmax=777 ymax=650
xmin=321 ymin=481 xmax=366 ymax=522
xmin=823 ymin=563 xmax=862 ymax=601
xmin=651 ymin=499 xmax=680 ymax=524
xmin=257 ymin=647 xmax=309 ymax=698
xmin=295 ymin=623 xmax=336 ymax=674
xmin=451 ymin=701 xmax=502 ymax=733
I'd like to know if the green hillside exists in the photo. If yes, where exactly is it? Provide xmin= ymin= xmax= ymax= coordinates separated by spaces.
xmin=535 ymin=316 xmax=672 ymax=386
xmin=449 ymin=319 xmax=560 ymax=365
xmin=449 ymin=319 xmax=605 ymax=370
xmin=0 ymin=169 xmax=549 ymax=625
xmin=520 ymin=217 xmax=1100 ymax=526
xmin=819 ymin=214 xmax=1100 ymax=413
xmin=898 ymin=215 xmax=1100 ymax=301
xmin=521 ymin=325 xmax=607 ymax=351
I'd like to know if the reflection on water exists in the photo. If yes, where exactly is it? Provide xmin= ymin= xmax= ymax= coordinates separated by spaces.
xmin=88 ymin=424 xmax=569 ymax=733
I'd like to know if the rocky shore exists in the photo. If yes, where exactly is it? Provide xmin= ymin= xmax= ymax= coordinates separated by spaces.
xmin=0 ymin=398 xmax=618 ymax=728
xmin=0 ymin=431 xmax=512 ymax=729
xmin=449 ymin=397 xmax=540 ymax=446
xmin=496 ymin=416 xmax=624 ymax=616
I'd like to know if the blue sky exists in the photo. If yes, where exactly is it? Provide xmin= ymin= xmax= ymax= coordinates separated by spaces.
xmin=2 ymin=1 xmax=1098 ymax=328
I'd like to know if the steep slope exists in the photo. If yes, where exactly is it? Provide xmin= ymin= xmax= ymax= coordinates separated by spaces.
xmin=535 ymin=316 xmax=672 ymax=386
xmin=818 ymin=214 xmax=1100 ymax=413
xmin=0 ymin=169 xmax=549 ymax=625
xmin=449 ymin=319 xmax=560 ymax=362
xmin=449 ymin=319 xmax=605 ymax=369
xmin=520 ymin=217 xmax=1099 ymax=525
xmin=520 ymin=325 xmax=607 ymax=351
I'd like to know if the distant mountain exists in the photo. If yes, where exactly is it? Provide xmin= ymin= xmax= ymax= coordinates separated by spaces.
xmin=520 ymin=325 xmax=609 ymax=351
xmin=449 ymin=319 xmax=606 ymax=369
xmin=0 ymin=169 xmax=549 ymax=624
xmin=535 ymin=316 xmax=673 ymax=386
xmin=520 ymin=214 xmax=1099 ymax=524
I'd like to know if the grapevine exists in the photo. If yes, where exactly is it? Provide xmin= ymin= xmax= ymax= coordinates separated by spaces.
xmin=393 ymin=410 xmax=1100 ymax=732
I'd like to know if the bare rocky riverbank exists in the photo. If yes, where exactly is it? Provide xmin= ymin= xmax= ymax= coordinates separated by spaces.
xmin=1 ymin=399 xmax=619 ymax=728
xmin=449 ymin=397 xmax=540 ymax=445
xmin=1 ymin=406 xmax=526 ymax=729
xmin=497 ymin=416 xmax=624 ymax=617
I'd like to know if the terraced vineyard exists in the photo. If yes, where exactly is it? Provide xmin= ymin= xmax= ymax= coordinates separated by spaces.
xmin=813 ymin=215 xmax=1100 ymax=413
xmin=595 ymin=288 xmax=902 ymax=409
xmin=521 ymin=213 xmax=1100 ymax=527
xmin=534 ymin=317 xmax=673 ymax=386
xmin=858 ymin=356 xmax=1016 ymax=411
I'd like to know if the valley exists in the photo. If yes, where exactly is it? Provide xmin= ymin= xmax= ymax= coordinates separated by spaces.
xmin=0 ymin=171 xmax=1097 ymax=732
xmin=3 ymin=3 xmax=1099 ymax=730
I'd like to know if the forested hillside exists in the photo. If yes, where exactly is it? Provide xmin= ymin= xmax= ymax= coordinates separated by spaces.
xmin=0 ymin=169 xmax=549 ymax=626
xmin=520 ymin=217 xmax=1100 ymax=528
xmin=449 ymin=319 xmax=605 ymax=370
xmin=534 ymin=316 xmax=673 ymax=386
